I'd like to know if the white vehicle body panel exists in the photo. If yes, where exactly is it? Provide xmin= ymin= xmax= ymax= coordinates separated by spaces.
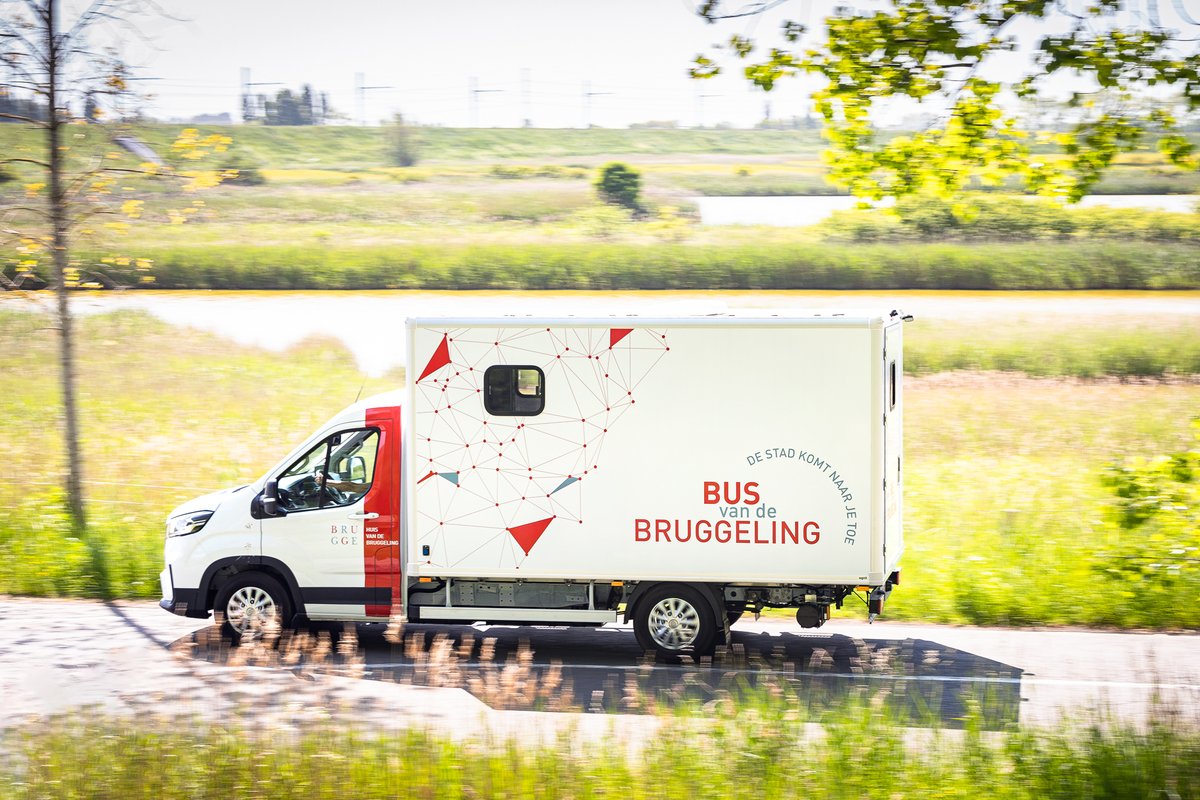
xmin=405 ymin=316 xmax=903 ymax=587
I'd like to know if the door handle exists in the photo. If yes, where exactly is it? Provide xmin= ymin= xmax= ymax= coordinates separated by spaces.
xmin=347 ymin=512 xmax=379 ymax=520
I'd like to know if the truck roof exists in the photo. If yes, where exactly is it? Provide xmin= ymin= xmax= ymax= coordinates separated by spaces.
xmin=407 ymin=310 xmax=910 ymax=328
xmin=336 ymin=388 xmax=404 ymax=419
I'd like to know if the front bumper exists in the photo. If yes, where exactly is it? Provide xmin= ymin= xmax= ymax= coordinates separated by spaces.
xmin=158 ymin=589 xmax=203 ymax=617
xmin=159 ymin=567 xmax=205 ymax=618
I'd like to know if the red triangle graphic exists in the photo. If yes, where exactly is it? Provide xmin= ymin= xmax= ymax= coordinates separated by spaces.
xmin=507 ymin=517 xmax=554 ymax=556
xmin=609 ymin=328 xmax=633 ymax=348
xmin=417 ymin=334 xmax=451 ymax=382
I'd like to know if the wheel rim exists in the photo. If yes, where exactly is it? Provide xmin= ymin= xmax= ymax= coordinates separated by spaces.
xmin=225 ymin=585 xmax=277 ymax=634
xmin=647 ymin=596 xmax=701 ymax=650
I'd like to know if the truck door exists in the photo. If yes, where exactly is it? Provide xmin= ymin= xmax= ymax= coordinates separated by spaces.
xmin=883 ymin=323 xmax=903 ymax=569
xmin=261 ymin=408 xmax=401 ymax=620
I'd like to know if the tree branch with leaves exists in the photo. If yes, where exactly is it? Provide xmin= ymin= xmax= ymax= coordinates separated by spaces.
xmin=693 ymin=0 xmax=1200 ymax=202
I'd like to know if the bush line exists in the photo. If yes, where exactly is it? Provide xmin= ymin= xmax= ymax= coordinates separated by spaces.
xmin=54 ymin=241 xmax=1200 ymax=290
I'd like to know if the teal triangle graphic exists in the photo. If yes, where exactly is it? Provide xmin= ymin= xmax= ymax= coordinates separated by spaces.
xmin=439 ymin=472 xmax=459 ymax=485
xmin=551 ymin=476 xmax=579 ymax=494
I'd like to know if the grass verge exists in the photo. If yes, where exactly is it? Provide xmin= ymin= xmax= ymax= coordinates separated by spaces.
xmin=906 ymin=319 xmax=1200 ymax=378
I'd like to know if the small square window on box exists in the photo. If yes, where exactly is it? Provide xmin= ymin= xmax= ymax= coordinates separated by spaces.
xmin=484 ymin=365 xmax=545 ymax=416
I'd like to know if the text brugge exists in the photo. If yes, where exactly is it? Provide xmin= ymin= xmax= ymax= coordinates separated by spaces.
xmin=634 ymin=481 xmax=820 ymax=545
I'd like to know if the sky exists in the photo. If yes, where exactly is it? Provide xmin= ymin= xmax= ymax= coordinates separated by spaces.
xmin=55 ymin=0 xmax=1200 ymax=128
xmin=111 ymin=0 xmax=872 ymax=127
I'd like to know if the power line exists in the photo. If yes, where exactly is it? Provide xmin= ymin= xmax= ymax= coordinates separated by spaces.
xmin=582 ymin=81 xmax=613 ymax=128
xmin=356 ymin=72 xmax=393 ymax=126
xmin=468 ymin=76 xmax=503 ymax=127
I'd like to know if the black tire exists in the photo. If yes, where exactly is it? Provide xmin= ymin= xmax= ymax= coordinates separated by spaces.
xmin=633 ymin=583 xmax=718 ymax=659
xmin=213 ymin=572 xmax=291 ymax=644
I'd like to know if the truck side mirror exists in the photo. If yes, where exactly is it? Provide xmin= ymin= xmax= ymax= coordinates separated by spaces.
xmin=262 ymin=478 xmax=281 ymax=517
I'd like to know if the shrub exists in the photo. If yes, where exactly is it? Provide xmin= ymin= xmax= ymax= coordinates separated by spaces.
xmin=386 ymin=113 xmax=420 ymax=167
xmin=1099 ymin=420 xmax=1200 ymax=591
xmin=219 ymin=153 xmax=266 ymax=186
xmin=594 ymin=161 xmax=642 ymax=211
xmin=822 ymin=193 xmax=1200 ymax=242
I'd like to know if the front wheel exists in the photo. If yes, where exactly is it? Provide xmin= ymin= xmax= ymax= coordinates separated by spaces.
xmin=214 ymin=572 xmax=291 ymax=644
xmin=633 ymin=583 xmax=718 ymax=659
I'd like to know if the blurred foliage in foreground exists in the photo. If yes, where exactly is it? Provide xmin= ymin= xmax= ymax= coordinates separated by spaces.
xmin=3 ymin=703 xmax=1199 ymax=799
xmin=1100 ymin=420 xmax=1200 ymax=593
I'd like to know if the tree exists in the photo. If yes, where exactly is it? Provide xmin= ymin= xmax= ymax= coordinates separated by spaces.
xmin=693 ymin=0 xmax=1200 ymax=202
xmin=263 ymin=84 xmax=324 ymax=125
xmin=0 ymin=0 xmax=228 ymax=594
xmin=595 ymin=162 xmax=643 ymax=211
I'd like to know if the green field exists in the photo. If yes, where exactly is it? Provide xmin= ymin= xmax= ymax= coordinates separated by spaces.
xmin=5 ymin=123 xmax=1200 ymax=291
xmin=0 ymin=308 xmax=1196 ymax=629
xmin=0 ymin=123 xmax=824 ymax=169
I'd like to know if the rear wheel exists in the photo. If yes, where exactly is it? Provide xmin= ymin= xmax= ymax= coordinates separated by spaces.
xmin=214 ymin=572 xmax=291 ymax=644
xmin=633 ymin=583 xmax=718 ymax=659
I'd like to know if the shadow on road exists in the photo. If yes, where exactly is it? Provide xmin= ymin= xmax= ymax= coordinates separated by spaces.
xmin=175 ymin=620 xmax=1023 ymax=729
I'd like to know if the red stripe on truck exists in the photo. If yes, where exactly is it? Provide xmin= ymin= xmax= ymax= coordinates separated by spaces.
xmin=364 ymin=405 xmax=402 ymax=618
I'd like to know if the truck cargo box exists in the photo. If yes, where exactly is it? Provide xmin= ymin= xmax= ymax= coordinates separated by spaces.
xmin=405 ymin=314 xmax=904 ymax=587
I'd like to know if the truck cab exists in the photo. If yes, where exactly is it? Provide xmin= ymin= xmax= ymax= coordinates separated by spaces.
xmin=160 ymin=392 xmax=404 ymax=635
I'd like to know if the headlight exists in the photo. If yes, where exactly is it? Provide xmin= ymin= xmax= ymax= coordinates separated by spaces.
xmin=167 ymin=510 xmax=213 ymax=538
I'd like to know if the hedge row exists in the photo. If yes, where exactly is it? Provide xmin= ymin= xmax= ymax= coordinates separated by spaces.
xmin=45 ymin=240 xmax=1200 ymax=290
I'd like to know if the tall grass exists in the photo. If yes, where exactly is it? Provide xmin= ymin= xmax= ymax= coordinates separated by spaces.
xmin=0 ymin=310 xmax=400 ymax=598
xmin=1 ymin=309 xmax=1198 ymax=629
xmin=3 ymin=703 xmax=1198 ymax=799
xmin=892 ymin=376 xmax=1200 ymax=628
xmin=907 ymin=319 xmax=1200 ymax=378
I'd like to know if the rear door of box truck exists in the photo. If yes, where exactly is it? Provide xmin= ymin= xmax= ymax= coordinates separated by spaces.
xmin=883 ymin=320 xmax=904 ymax=576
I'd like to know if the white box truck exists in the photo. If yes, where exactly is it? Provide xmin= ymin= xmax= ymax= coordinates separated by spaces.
xmin=161 ymin=312 xmax=909 ymax=657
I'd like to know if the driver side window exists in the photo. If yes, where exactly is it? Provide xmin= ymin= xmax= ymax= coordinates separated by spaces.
xmin=277 ymin=428 xmax=380 ymax=512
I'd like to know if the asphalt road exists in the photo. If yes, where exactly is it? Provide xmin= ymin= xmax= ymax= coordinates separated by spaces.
xmin=2 ymin=597 xmax=1197 ymax=735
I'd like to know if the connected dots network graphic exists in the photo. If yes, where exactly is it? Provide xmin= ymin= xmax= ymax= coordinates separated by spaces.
xmin=413 ymin=326 xmax=670 ymax=570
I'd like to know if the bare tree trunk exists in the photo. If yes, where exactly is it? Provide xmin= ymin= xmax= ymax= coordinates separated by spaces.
xmin=45 ymin=0 xmax=107 ymax=595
